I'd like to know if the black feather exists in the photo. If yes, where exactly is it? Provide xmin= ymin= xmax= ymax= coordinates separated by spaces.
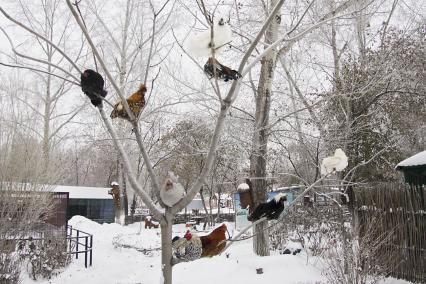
xmin=81 ymin=69 xmax=108 ymax=107
xmin=247 ymin=195 xmax=287 ymax=222
xmin=204 ymin=58 xmax=242 ymax=82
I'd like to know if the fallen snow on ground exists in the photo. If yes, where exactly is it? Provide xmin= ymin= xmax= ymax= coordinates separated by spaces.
xmin=21 ymin=216 xmax=414 ymax=284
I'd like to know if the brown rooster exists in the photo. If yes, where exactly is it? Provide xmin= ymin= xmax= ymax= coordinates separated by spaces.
xmin=200 ymin=223 xmax=227 ymax=258
xmin=110 ymin=84 xmax=147 ymax=121
xmin=204 ymin=57 xmax=242 ymax=82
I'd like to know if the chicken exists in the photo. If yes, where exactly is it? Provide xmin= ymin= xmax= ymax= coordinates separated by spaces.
xmin=80 ymin=69 xmax=108 ymax=107
xmin=110 ymin=84 xmax=147 ymax=121
xmin=108 ymin=181 xmax=120 ymax=208
xmin=144 ymin=216 xmax=159 ymax=229
xmin=247 ymin=193 xmax=287 ymax=222
xmin=171 ymin=230 xmax=202 ymax=265
xmin=320 ymin=148 xmax=348 ymax=176
xmin=186 ymin=18 xmax=232 ymax=57
xmin=160 ymin=171 xmax=185 ymax=207
xmin=200 ymin=223 xmax=227 ymax=258
xmin=204 ymin=57 xmax=242 ymax=82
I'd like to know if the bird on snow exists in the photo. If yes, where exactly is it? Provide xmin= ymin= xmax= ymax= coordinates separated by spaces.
xmin=186 ymin=18 xmax=232 ymax=57
xmin=247 ymin=193 xmax=287 ymax=222
xmin=320 ymin=148 xmax=348 ymax=176
xmin=160 ymin=171 xmax=185 ymax=207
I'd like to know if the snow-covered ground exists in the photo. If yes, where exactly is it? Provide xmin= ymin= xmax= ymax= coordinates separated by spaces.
xmin=22 ymin=216 xmax=413 ymax=284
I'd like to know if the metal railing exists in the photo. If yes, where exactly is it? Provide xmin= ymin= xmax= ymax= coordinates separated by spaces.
xmin=66 ymin=225 xmax=93 ymax=268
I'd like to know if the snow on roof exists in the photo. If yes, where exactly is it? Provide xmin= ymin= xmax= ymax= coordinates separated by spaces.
xmin=237 ymin=183 xmax=249 ymax=191
xmin=51 ymin=185 xmax=112 ymax=200
xmin=396 ymin=151 xmax=426 ymax=169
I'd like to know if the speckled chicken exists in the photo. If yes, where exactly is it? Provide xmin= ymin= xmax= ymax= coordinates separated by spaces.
xmin=171 ymin=230 xmax=202 ymax=265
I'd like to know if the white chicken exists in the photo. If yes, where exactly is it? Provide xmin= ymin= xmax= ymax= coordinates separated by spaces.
xmin=321 ymin=148 xmax=348 ymax=176
xmin=186 ymin=18 xmax=232 ymax=57
xmin=160 ymin=171 xmax=185 ymax=207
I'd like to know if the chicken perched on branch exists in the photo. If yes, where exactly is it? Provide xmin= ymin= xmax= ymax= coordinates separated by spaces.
xmin=204 ymin=57 xmax=242 ymax=82
xmin=320 ymin=148 xmax=348 ymax=176
xmin=80 ymin=69 xmax=108 ymax=107
xmin=160 ymin=171 xmax=185 ymax=207
xmin=247 ymin=193 xmax=287 ymax=222
xmin=186 ymin=18 xmax=232 ymax=57
xmin=171 ymin=230 xmax=202 ymax=265
xmin=110 ymin=84 xmax=147 ymax=121
xmin=200 ymin=224 xmax=227 ymax=258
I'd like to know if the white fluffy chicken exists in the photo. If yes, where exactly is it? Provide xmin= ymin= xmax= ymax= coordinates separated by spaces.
xmin=321 ymin=148 xmax=348 ymax=175
xmin=186 ymin=18 xmax=232 ymax=57
xmin=160 ymin=171 xmax=185 ymax=207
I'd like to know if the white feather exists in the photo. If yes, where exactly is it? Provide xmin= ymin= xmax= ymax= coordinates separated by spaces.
xmin=185 ymin=18 xmax=232 ymax=57
xmin=160 ymin=172 xmax=185 ymax=207
xmin=274 ymin=193 xmax=287 ymax=202
xmin=321 ymin=148 xmax=348 ymax=175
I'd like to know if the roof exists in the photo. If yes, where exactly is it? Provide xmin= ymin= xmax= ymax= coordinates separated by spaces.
xmin=237 ymin=183 xmax=249 ymax=191
xmin=396 ymin=151 xmax=426 ymax=169
xmin=51 ymin=185 xmax=112 ymax=200
xmin=0 ymin=183 xmax=113 ymax=200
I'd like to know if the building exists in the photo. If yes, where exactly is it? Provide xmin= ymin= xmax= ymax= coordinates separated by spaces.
xmin=395 ymin=150 xmax=426 ymax=207
xmin=395 ymin=150 xmax=426 ymax=186
xmin=51 ymin=186 xmax=115 ymax=223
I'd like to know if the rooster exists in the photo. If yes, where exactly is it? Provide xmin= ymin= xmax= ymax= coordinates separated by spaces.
xmin=186 ymin=18 xmax=232 ymax=57
xmin=160 ymin=171 xmax=185 ymax=207
xmin=200 ymin=223 xmax=227 ymax=258
xmin=110 ymin=84 xmax=147 ymax=121
xmin=204 ymin=57 xmax=242 ymax=82
xmin=247 ymin=193 xmax=287 ymax=222
xmin=80 ymin=69 xmax=108 ymax=107
xmin=320 ymin=148 xmax=348 ymax=176
xmin=108 ymin=181 xmax=121 ymax=209
xmin=171 ymin=230 xmax=202 ymax=265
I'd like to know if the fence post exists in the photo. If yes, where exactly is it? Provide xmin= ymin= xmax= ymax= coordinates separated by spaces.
xmin=90 ymin=235 xmax=93 ymax=266
xmin=84 ymin=236 xmax=88 ymax=268
xmin=76 ymin=230 xmax=79 ymax=259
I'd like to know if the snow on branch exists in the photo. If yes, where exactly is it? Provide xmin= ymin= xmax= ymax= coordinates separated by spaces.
xmin=66 ymin=0 xmax=163 ymax=219
xmin=98 ymin=107 xmax=163 ymax=219
xmin=242 ymin=0 xmax=361 ymax=76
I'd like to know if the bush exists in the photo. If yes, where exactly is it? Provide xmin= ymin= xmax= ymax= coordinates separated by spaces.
xmin=18 ymin=237 xmax=71 ymax=280
xmin=0 ymin=252 xmax=20 ymax=284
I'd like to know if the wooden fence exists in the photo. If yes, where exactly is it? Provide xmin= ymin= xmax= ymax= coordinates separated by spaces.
xmin=354 ymin=183 xmax=426 ymax=283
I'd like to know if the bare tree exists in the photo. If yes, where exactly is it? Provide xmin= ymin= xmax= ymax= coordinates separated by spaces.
xmin=0 ymin=0 xmax=370 ymax=282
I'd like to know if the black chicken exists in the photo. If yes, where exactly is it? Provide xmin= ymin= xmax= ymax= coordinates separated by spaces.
xmin=247 ymin=193 xmax=287 ymax=222
xmin=204 ymin=57 xmax=242 ymax=82
xmin=80 ymin=69 xmax=108 ymax=107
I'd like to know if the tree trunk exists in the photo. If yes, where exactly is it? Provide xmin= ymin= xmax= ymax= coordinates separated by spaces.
xmin=116 ymin=160 xmax=126 ymax=224
xmin=160 ymin=214 xmax=173 ymax=284
xmin=123 ymin=173 xmax=129 ymax=217
xmin=249 ymin=0 xmax=281 ymax=256
xmin=42 ymin=50 xmax=53 ymax=181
